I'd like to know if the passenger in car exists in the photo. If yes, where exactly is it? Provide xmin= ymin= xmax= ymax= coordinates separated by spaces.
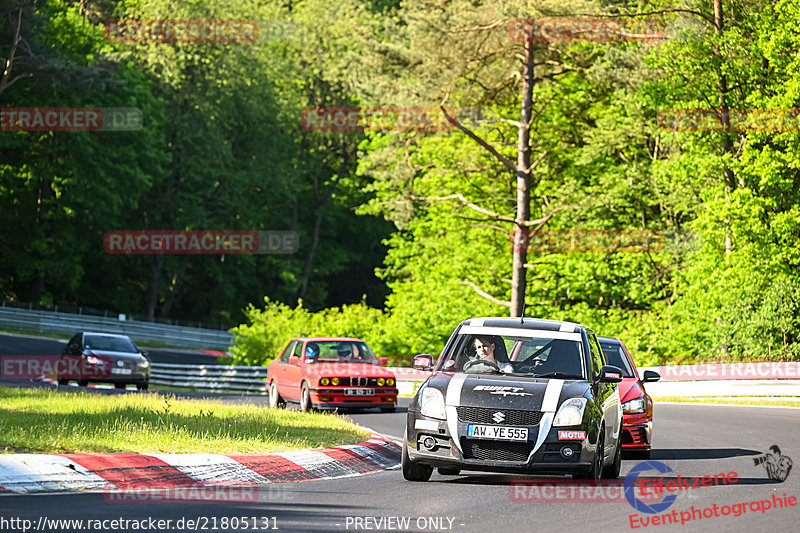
xmin=473 ymin=336 xmax=513 ymax=373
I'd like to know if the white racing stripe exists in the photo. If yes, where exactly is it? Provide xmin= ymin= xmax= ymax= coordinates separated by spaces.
xmin=529 ymin=379 xmax=564 ymax=458
xmin=531 ymin=412 xmax=554 ymax=457
xmin=541 ymin=379 xmax=564 ymax=412
xmin=444 ymin=375 xmax=467 ymax=452
xmin=458 ymin=326 xmax=582 ymax=341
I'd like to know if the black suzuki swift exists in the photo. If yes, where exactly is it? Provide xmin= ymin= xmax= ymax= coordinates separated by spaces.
xmin=402 ymin=317 xmax=624 ymax=481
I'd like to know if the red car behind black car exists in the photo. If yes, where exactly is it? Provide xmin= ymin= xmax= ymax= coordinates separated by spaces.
xmin=599 ymin=336 xmax=660 ymax=458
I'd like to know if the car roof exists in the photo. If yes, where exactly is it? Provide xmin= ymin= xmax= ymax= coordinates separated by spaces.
xmin=294 ymin=337 xmax=365 ymax=342
xmin=80 ymin=332 xmax=133 ymax=339
xmin=461 ymin=317 xmax=585 ymax=333
xmin=598 ymin=336 xmax=621 ymax=343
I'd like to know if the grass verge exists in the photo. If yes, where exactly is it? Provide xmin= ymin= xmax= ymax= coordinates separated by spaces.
xmin=652 ymin=396 xmax=800 ymax=407
xmin=0 ymin=386 xmax=370 ymax=454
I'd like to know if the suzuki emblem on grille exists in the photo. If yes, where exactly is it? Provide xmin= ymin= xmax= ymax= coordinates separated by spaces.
xmin=492 ymin=411 xmax=505 ymax=423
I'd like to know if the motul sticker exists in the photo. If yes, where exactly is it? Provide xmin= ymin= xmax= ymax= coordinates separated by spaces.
xmin=558 ymin=430 xmax=586 ymax=440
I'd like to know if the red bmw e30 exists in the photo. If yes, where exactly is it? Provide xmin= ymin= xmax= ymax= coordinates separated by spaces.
xmin=266 ymin=337 xmax=398 ymax=412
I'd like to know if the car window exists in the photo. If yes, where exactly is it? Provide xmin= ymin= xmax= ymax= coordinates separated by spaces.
xmin=84 ymin=335 xmax=137 ymax=352
xmin=588 ymin=333 xmax=605 ymax=378
xmin=443 ymin=332 xmax=585 ymax=378
xmin=303 ymin=341 xmax=379 ymax=364
xmin=279 ymin=341 xmax=296 ymax=363
xmin=599 ymin=341 xmax=635 ymax=378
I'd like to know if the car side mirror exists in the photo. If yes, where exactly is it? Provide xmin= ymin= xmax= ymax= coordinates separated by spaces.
xmin=642 ymin=370 xmax=660 ymax=383
xmin=378 ymin=356 xmax=389 ymax=366
xmin=597 ymin=365 xmax=624 ymax=383
xmin=290 ymin=355 xmax=301 ymax=366
xmin=412 ymin=354 xmax=433 ymax=371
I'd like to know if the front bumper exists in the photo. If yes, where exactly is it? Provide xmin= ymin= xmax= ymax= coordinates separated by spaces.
xmin=309 ymin=388 xmax=397 ymax=409
xmin=406 ymin=414 xmax=599 ymax=475
xmin=621 ymin=423 xmax=652 ymax=450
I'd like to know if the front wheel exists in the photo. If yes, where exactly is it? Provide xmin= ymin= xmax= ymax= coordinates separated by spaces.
xmin=574 ymin=429 xmax=603 ymax=480
xmin=114 ymin=383 xmax=126 ymax=390
xmin=402 ymin=437 xmax=433 ymax=482
xmin=300 ymin=383 xmax=314 ymax=412
xmin=137 ymin=382 xmax=148 ymax=391
xmin=269 ymin=381 xmax=285 ymax=408
xmin=602 ymin=439 xmax=622 ymax=479
xmin=57 ymin=378 xmax=69 ymax=386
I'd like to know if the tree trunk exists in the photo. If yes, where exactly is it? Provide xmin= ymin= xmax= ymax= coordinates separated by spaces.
xmin=299 ymin=205 xmax=324 ymax=301
xmin=145 ymin=253 xmax=164 ymax=322
xmin=714 ymin=0 xmax=735 ymax=258
xmin=510 ymin=39 xmax=535 ymax=317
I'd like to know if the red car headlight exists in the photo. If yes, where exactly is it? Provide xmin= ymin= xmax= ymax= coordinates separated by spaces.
xmin=623 ymin=398 xmax=646 ymax=414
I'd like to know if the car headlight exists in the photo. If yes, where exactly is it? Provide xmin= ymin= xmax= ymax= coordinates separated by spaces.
xmin=377 ymin=378 xmax=385 ymax=386
xmin=419 ymin=387 xmax=446 ymax=420
xmin=86 ymin=356 xmax=104 ymax=365
xmin=320 ymin=378 xmax=329 ymax=386
xmin=137 ymin=360 xmax=149 ymax=368
xmin=623 ymin=398 xmax=646 ymax=414
xmin=386 ymin=378 xmax=395 ymax=386
xmin=553 ymin=398 xmax=587 ymax=427
xmin=331 ymin=377 xmax=339 ymax=386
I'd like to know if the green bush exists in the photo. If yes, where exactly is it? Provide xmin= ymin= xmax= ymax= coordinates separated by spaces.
xmin=229 ymin=297 xmax=404 ymax=366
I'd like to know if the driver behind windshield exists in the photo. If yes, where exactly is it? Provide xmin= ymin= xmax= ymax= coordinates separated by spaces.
xmin=472 ymin=336 xmax=513 ymax=373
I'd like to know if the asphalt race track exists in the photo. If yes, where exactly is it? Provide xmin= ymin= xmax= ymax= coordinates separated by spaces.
xmin=2 ymin=335 xmax=799 ymax=532
xmin=0 ymin=333 xmax=228 ymax=366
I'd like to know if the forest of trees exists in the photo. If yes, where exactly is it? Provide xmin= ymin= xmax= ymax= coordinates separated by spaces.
xmin=2 ymin=1 xmax=799 ymax=367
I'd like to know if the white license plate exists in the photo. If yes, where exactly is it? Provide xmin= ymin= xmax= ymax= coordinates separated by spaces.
xmin=345 ymin=388 xmax=374 ymax=396
xmin=467 ymin=424 xmax=528 ymax=441
xmin=111 ymin=368 xmax=132 ymax=375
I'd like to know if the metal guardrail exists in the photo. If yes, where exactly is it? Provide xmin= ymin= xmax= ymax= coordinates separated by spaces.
xmin=151 ymin=363 xmax=267 ymax=393
xmin=0 ymin=307 xmax=233 ymax=350
xmin=149 ymin=364 xmax=423 ymax=394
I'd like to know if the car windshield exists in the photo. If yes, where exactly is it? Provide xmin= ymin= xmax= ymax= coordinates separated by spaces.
xmin=84 ymin=335 xmax=138 ymax=353
xmin=304 ymin=341 xmax=378 ymax=364
xmin=599 ymin=341 xmax=635 ymax=378
xmin=441 ymin=331 xmax=586 ymax=378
